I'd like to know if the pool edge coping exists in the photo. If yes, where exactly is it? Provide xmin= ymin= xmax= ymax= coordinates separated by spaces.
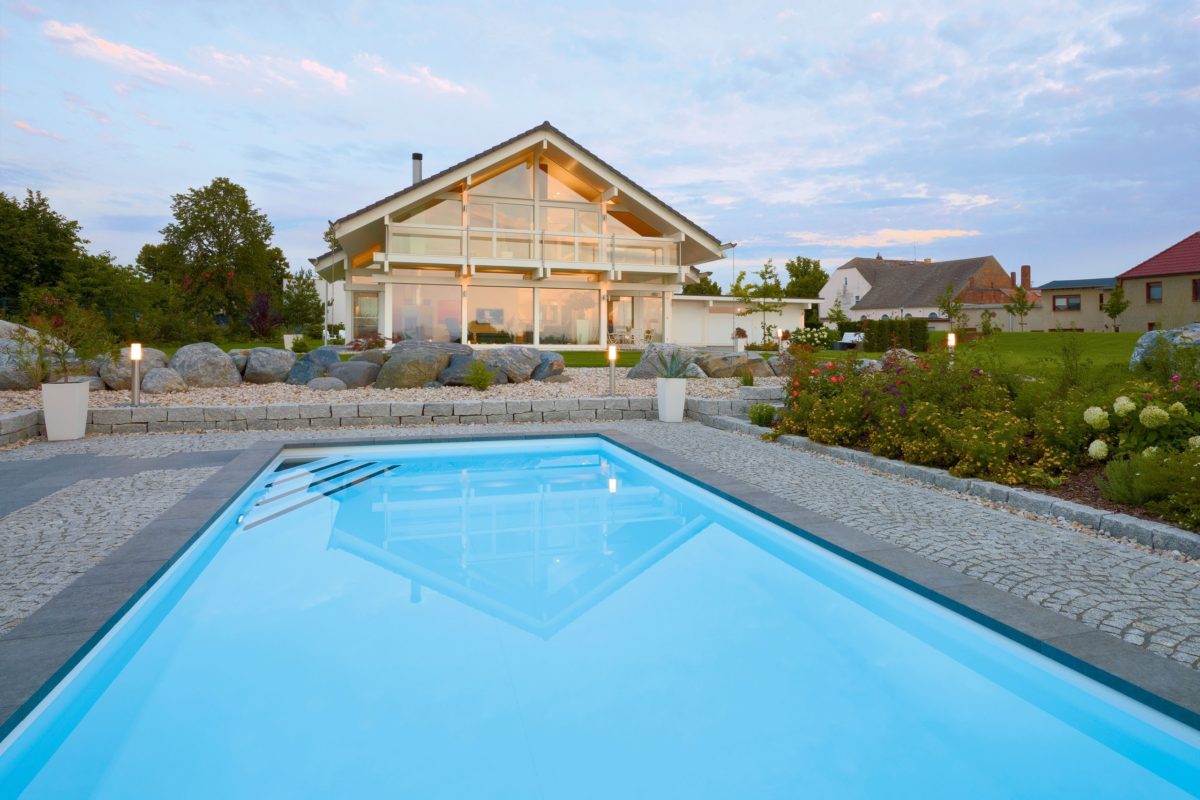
xmin=1 ymin=427 xmax=1197 ymax=741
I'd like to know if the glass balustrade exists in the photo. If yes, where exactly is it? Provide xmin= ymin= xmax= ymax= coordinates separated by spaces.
xmin=391 ymin=228 xmax=676 ymax=266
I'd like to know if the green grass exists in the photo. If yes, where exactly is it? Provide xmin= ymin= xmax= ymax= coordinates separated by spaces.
xmin=561 ymin=350 xmax=642 ymax=368
xmin=151 ymin=340 xmax=280 ymax=359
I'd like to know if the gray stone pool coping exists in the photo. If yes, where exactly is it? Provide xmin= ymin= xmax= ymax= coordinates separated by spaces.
xmin=1 ymin=428 xmax=1198 ymax=741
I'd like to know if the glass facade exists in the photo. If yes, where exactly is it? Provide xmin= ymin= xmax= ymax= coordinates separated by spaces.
xmin=607 ymin=295 xmax=663 ymax=344
xmin=391 ymin=284 xmax=462 ymax=342
xmin=351 ymin=292 xmax=380 ymax=339
xmin=467 ymin=286 xmax=533 ymax=344
xmin=539 ymin=289 xmax=600 ymax=345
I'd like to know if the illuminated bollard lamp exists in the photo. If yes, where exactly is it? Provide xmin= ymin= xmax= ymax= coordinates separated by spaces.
xmin=608 ymin=344 xmax=618 ymax=397
xmin=129 ymin=343 xmax=143 ymax=407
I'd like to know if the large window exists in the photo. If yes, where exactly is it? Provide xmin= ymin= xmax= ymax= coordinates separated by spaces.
xmin=351 ymin=292 xmax=380 ymax=339
xmin=467 ymin=286 xmax=533 ymax=344
xmin=1052 ymin=295 xmax=1081 ymax=311
xmin=539 ymin=289 xmax=599 ymax=345
xmin=393 ymin=198 xmax=462 ymax=227
xmin=474 ymin=163 xmax=533 ymax=199
xmin=1146 ymin=282 xmax=1163 ymax=303
xmin=392 ymin=284 xmax=461 ymax=342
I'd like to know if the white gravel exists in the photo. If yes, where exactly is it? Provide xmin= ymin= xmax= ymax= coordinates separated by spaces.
xmin=0 ymin=368 xmax=781 ymax=413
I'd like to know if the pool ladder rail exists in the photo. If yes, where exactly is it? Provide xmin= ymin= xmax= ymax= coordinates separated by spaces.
xmin=239 ymin=457 xmax=399 ymax=531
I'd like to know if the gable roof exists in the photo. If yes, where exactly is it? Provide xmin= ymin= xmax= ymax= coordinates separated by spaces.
xmin=841 ymin=256 xmax=997 ymax=309
xmin=1118 ymin=231 xmax=1200 ymax=280
xmin=1038 ymin=278 xmax=1116 ymax=290
xmin=332 ymin=121 xmax=723 ymax=249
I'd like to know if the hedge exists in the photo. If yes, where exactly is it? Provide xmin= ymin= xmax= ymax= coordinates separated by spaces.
xmin=862 ymin=318 xmax=929 ymax=352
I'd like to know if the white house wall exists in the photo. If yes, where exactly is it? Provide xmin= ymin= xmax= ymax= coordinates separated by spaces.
xmin=671 ymin=302 xmax=809 ymax=348
xmin=820 ymin=268 xmax=871 ymax=320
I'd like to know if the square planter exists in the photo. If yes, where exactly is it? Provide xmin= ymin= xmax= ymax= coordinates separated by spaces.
xmin=41 ymin=380 xmax=90 ymax=441
xmin=656 ymin=378 xmax=686 ymax=423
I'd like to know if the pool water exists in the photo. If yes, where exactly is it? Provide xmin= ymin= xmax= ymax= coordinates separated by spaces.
xmin=1 ymin=437 xmax=1197 ymax=798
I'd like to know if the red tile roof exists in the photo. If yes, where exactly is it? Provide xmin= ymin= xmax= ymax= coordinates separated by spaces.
xmin=1118 ymin=231 xmax=1200 ymax=279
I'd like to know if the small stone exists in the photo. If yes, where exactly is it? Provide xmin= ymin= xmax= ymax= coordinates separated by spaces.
xmin=306 ymin=377 xmax=347 ymax=391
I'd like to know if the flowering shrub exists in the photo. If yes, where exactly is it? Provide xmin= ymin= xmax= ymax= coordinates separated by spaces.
xmin=1088 ymin=440 xmax=1108 ymax=460
xmin=789 ymin=327 xmax=832 ymax=349
xmin=1083 ymin=406 xmax=1109 ymax=430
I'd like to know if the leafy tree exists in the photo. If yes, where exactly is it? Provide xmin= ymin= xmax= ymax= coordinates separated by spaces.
xmin=1003 ymin=285 xmax=1036 ymax=332
xmin=282 ymin=268 xmax=325 ymax=332
xmin=826 ymin=297 xmax=849 ymax=327
xmin=682 ymin=272 xmax=722 ymax=296
xmin=157 ymin=178 xmax=286 ymax=322
xmin=1101 ymin=284 xmax=1130 ymax=332
xmin=246 ymin=292 xmax=281 ymax=338
xmin=935 ymin=282 xmax=965 ymax=331
xmin=979 ymin=308 xmax=997 ymax=336
xmin=783 ymin=256 xmax=828 ymax=325
xmin=24 ymin=291 xmax=114 ymax=382
xmin=732 ymin=260 xmax=785 ymax=343
xmin=0 ymin=190 xmax=86 ymax=304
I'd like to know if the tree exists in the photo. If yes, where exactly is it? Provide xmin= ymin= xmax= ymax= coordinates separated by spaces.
xmin=323 ymin=221 xmax=341 ymax=253
xmin=826 ymin=297 xmax=849 ymax=327
xmin=246 ymin=292 xmax=281 ymax=338
xmin=783 ymin=256 xmax=828 ymax=325
xmin=1003 ymin=285 xmax=1036 ymax=332
xmin=979 ymin=309 xmax=997 ymax=336
xmin=1101 ymin=284 xmax=1130 ymax=332
xmin=682 ymin=273 xmax=722 ymax=296
xmin=282 ymin=268 xmax=325 ymax=332
xmin=732 ymin=260 xmax=785 ymax=343
xmin=157 ymin=178 xmax=285 ymax=322
xmin=935 ymin=282 xmax=965 ymax=331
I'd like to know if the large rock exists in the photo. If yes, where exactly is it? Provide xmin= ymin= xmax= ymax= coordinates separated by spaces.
xmin=768 ymin=354 xmax=794 ymax=376
xmin=243 ymin=347 xmax=296 ymax=384
xmin=531 ymin=351 xmax=565 ymax=381
xmin=626 ymin=343 xmax=699 ymax=378
xmin=307 ymin=377 xmax=347 ymax=391
xmin=683 ymin=363 xmax=707 ymax=378
xmin=286 ymin=346 xmax=342 ymax=385
xmin=480 ymin=346 xmax=542 ymax=383
xmin=228 ymin=348 xmax=250 ymax=374
xmin=141 ymin=367 xmax=187 ymax=394
xmin=350 ymin=350 xmax=387 ymax=366
xmin=170 ymin=342 xmax=242 ymax=388
xmin=437 ymin=353 xmax=480 ymax=386
xmin=694 ymin=352 xmax=749 ymax=378
xmin=0 ymin=347 xmax=36 ymax=390
xmin=377 ymin=341 xmax=472 ymax=389
xmin=1130 ymin=323 xmax=1200 ymax=370
xmin=97 ymin=346 xmax=168 ymax=390
xmin=744 ymin=354 xmax=774 ymax=377
xmin=327 ymin=359 xmax=380 ymax=388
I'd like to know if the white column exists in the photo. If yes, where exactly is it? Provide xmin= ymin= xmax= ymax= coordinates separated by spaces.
xmin=460 ymin=282 xmax=469 ymax=344
xmin=380 ymin=283 xmax=393 ymax=340
xmin=662 ymin=290 xmax=672 ymax=344
xmin=532 ymin=287 xmax=541 ymax=346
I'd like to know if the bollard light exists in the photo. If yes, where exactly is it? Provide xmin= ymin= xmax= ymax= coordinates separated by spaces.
xmin=129 ymin=343 xmax=143 ymax=407
xmin=776 ymin=327 xmax=785 ymax=352
xmin=608 ymin=477 xmax=618 ymax=494
xmin=608 ymin=344 xmax=618 ymax=396
xmin=946 ymin=332 xmax=957 ymax=364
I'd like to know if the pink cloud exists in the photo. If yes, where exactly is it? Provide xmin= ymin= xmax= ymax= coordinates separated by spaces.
xmin=787 ymin=228 xmax=982 ymax=248
xmin=300 ymin=59 xmax=349 ymax=92
xmin=9 ymin=1 xmax=44 ymax=20
xmin=354 ymin=53 xmax=467 ymax=95
xmin=204 ymin=49 xmax=349 ymax=93
xmin=14 ymin=120 xmax=62 ymax=140
xmin=63 ymin=92 xmax=113 ymax=124
xmin=42 ymin=20 xmax=210 ymax=85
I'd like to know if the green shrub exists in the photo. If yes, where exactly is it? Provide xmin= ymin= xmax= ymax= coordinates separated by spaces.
xmin=747 ymin=404 xmax=776 ymax=427
xmin=465 ymin=359 xmax=495 ymax=391
xmin=740 ymin=373 xmax=754 ymax=386
xmin=291 ymin=337 xmax=312 ymax=355
xmin=862 ymin=318 xmax=930 ymax=352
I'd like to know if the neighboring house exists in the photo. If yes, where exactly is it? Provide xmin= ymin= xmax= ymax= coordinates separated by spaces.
xmin=819 ymin=255 xmax=1038 ymax=331
xmin=1115 ymin=231 xmax=1200 ymax=332
xmin=1027 ymin=278 xmax=1116 ymax=332
xmin=312 ymin=121 xmax=816 ymax=349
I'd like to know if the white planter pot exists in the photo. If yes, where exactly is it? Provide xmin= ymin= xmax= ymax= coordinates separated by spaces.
xmin=41 ymin=380 xmax=90 ymax=441
xmin=734 ymin=339 xmax=745 ymax=353
xmin=282 ymin=334 xmax=299 ymax=351
xmin=656 ymin=377 xmax=686 ymax=423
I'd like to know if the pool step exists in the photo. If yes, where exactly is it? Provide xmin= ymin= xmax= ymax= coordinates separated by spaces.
xmin=243 ymin=461 xmax=398 ymax=531
xmin=264 ymin=457 xmax=354 ymax=490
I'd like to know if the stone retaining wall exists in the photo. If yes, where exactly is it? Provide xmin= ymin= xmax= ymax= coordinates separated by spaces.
xmin=0 ymin=410 xmax=39 ymax=446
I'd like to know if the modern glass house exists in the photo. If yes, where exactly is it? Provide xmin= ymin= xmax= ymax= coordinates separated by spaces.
xmin=313 ymin=122 xmax=734 ymax=349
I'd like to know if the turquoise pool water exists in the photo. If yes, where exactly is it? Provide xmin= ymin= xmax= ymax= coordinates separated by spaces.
xmin=1 ymin=436 xmax=1197 ymax=798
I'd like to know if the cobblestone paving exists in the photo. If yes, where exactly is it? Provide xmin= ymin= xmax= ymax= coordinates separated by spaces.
xmin=0 ymin=467 xmax=219 ymax=634
xmin=1 ymin=421 xmax=1198 ymax=668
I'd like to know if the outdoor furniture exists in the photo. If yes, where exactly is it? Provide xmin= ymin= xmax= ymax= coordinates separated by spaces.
xmin=837 ymin=332 xmax=863 ymax=350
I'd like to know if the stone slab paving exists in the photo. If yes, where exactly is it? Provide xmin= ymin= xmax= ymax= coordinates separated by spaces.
xmin=0 ymin=420 xmax=1198 ymax=670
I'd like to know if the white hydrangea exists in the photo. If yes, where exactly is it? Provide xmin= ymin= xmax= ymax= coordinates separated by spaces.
xmin=1113 ymin=396 xmax=1136 ymax=417
xmin=1189 ymin=435 xmax=1200 ymax=450
xmin=1087 ymin=439 xmax=1109 ymax=460
xmin=1082 ymin=406 xmax=1109 ymax=430
xmin=1142 ymin=446 xmax=1160 ymax=458
xmin=1168 ymin=401 xmax=1188 ymax=417
xmin=1139 ymin=405 xmax=1170 ymax=429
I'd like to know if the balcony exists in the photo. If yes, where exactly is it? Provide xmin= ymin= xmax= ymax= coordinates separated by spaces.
xmin=388 ymin=226 xmax=678 ymax=268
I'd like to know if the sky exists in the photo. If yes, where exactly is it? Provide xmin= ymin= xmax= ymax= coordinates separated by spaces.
xmin=1 ymin=0 xmax=1198 ymax=288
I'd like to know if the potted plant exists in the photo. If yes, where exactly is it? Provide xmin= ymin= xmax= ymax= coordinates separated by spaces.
xmin=654 ymin=350 xmax=689 ymax=423
xmin=26 ymin=293 xmax=113 ymax=441
xmin=732 ymin=327 xmax=748 ymax=353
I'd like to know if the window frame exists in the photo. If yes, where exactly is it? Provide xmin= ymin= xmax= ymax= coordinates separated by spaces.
xmin=1052 ymin=294 xmax=1082 ymax=312
xmin=1192 ymin=278 xmax=1200 ymax=302
xmin=1146 ymin=282 xmax=1163 ymax=303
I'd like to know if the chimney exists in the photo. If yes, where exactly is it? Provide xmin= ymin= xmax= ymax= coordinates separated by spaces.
xmin=1010 ymin=271 xmax=1017 ymax=287
xmin=412 ymin=152 xmax=423 ymax=185
xmin=1020 ymin=264 xmax=1031 ymax=290
xmin=923 ymin=257 xmax=932 ymax=264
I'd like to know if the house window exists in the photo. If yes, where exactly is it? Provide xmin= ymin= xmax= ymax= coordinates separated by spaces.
xmin=391 ymin=284 xmax=462 ymax=342
xmin=538 ymin=288 xmax=600 ymax=345
xmin=928 ymin=312 xmax=938 ymax=319
xmin=1052 ymin=295 xmax=1081 ymax=311
xmin=1098 ymin=293 xmax=1105 ymax=309
xmin=351 ymin=292 xmax=380 ymax=339
xmin=1146 ymin=282 xmax=1163 ymax=303
xmin=1193 ymin=278 xmax=1200 ymax=302
xmin=467 ymin=286 xmax=533 ymax=344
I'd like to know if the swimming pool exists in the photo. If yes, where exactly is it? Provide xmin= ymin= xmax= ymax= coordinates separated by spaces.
xmin=0 ymin=436 xmax=1197 ymax=797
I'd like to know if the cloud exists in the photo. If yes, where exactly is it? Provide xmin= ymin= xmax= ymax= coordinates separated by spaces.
xmin=204 ymin=49 xmax=349 ymax=93
xmin=13 ymin=120 xmax=62 ymax=140
xmin=9 ymin=1 xmax=44 ymax=19
xmin=941 ymin=192 xmax=997 ymax=210
xmin=63 ymin=92 xmax=112 ymax=124
xmin=787 ymin=228 xmax=982 ymax=248
xmin=299 ymin=59 xmax=349 ymax=92
xmin=354 ymin=53 xmax=467 ymax=95
xmin=42 ymin=20 xmax=210 ymax=85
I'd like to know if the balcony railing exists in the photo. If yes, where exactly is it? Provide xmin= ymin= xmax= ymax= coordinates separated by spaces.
xmin=389 ymin=227 xmax=678 ymax=267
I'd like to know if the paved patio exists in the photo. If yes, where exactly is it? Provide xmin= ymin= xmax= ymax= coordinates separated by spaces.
xmin=1 ymin=419 xmax=1198 ymax=673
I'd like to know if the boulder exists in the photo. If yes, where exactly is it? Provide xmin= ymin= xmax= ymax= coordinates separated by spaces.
xmin=744 ymin=354 xmax=774 ymax=377
xmin=141 ymin=367 xmax=187 ymax=394
xmin=683 ymin=363 xmax=707 ymax=378
xmin=377 ymin=341 xmax=471 ymax=389
xmin=228 ymin=348 xmax=250 ymax=374
xmin=1130 ymin=323 xmax=1200 ymax=370
xmin=437 ymin=354 xmax=480 ymax=386
xmin=626 ymin=343 xmax=699 ymax=378
xmin=350 ymin=350 xmax=387 ymax=366
xmin=307 ymin=377 xmax=347 ymax=391
xmin=0 ymin=320 xmax=38 ymax=340
xmin=421 ymin=380 xmax=443 ymax=389
xmin=243 ymin=347 xmax=297 ymax=384
xmin=286 ymin=346 xmax=342 ymax=385
xmin=98 ymin=346 xmax=169 ymax=390
xmin=531 ymin=351 xmax=565 ymax=381
xmin=542 ymin=374 xmax=570 ymax=383
xmin=768 ymin=354 xmax=794 ymax=376
xmin=0 ymin=348 xmax=36 ymax=390
xmin=480 ymin=346 xmax=542 ymax=383
xmin=327 ymin=359 xmax=380 ymax=388
xmin=64 ymin=374 xmax=105 ymax=392
xmin=170 ymin=342 xmax=242 ymax=388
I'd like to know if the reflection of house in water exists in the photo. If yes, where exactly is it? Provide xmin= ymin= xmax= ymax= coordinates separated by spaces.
xmin=328 ymin=453 xmax=707 ymax=638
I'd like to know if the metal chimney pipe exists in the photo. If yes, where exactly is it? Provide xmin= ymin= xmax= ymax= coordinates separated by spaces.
xmin=412 ymin=152 xmax=423 ymax=185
